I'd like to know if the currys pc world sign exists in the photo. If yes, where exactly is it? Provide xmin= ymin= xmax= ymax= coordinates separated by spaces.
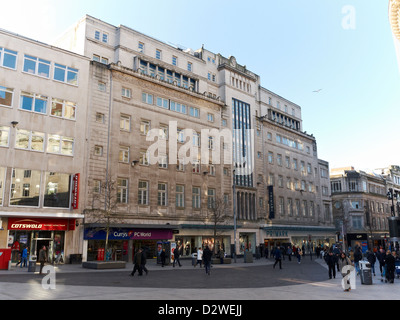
xmin=84 ymin=228 xmax=173 ymax=240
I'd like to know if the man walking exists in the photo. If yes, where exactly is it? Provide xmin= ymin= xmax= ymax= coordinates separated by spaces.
xmin=203 ymin=246 xmax=213 ymax=275
xmin=173 ymin=246 xmax=182 ymax=267
xmin=38 ymin=245 xmax=47 ymax=275
xmin=273 ymin=247 xmax=282 ymax=269
xmin=141 ymin=247 xmax=149 ymax=275
xmin=130 ymin=248 xmax=143 ymax=276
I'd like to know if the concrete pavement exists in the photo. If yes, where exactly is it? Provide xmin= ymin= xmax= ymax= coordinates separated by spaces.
xmin=0 ymin=256 xmax=399 ymax=300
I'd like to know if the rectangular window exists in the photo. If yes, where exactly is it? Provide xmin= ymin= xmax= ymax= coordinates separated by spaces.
xmin=102 ymin=33 xmax=108 ymax=43
xmin=120 ymin=114 xmax=130 ymax=131
xmin=158 ymin=183 xmax=167 ymax=206
xmin=94 ymin=145 xmax=103 ymax=156
xmin=94 ymin=30 xmax=101 ymax=41
xmin=117 ymin=178 xmax=128 ymax=204
xmin=10 ymin=168 xmax=41 ymax=207
xmin=172 ymin=56 xmax=178 ymax=66
xmin=138 ymin=180 xmax=148 ymax=205
xmin=207 ymin=113 xmax=214 ymax=122
xmin=0 ymin=86 xmax=13 ymax=108
xmin=54 ymin=63 xmax=78 ymax=85
xmin=122 ymin=88 xmax=131 ymax=98
xmin=140 ymin=120 xmax=150 ymax=135
xmin=207 ymin=188 xmax=216 ymax=209
xmin=142 ymin=92 xmax=153 ymax=105
xmin=189 ymin=107 xmax=200 ymax=118
xmin=187 ymin=62 xmax=192 ymax=72
xmin=176 ymin=185 xmax=185 ymax=208
xmin=51 ymin=98 xmax=76 ymax=120
xmin=119 ymin=146 xmax=129 ymax=163
xmin=0 ymin=126 xmax=10 ymax=147
xmin=47 ymin=135 xmax=74 ymax=156
xmin=0 ymin=47 xmax=18 ymax=69
xmin=20 ymin=91 xmax=48 ymax=114
xmin=140 ymin=150 xmax=149 ymax=166
xmin=138 ymin=42 xmax=144 ymax=53
xmin=156 ymin=49 xmax=162 ymax=60
xmin=158 ymin=155 xmax=168 ymax=169
xmin=43 ymin=172 xmax=71 ymax=208
xmin=15 ymin=129 xmax=45 ymax=152
xmin=192 ymin=187 xmax=201 ymax=209
xmin=98 ymin=82 xmax=106 ymax=92
xmin=156 ymin=97 xmax=169 ymax=109
xmin=23 ymin=55 xmax=50 ymax=78
xmin=170 ymin=101 xmax=187 ymax=114
xmin=96 ymin=113 xmax=105 ymax=123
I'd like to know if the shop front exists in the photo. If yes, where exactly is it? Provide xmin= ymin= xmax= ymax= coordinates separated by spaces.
xmin=7 ymin=217 xmax=76 ymax=264
xmin=346 ymin=233 xmax=369 ymax=253
xmin=174 ymin=235 xmax=230 ymax=257
xmin=83 ymin=226 xmax=175 ymax=262
xmin=262 ymin=225 xmax=336 ymax=255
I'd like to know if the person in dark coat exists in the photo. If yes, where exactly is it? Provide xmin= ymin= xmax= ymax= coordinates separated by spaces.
xmin=384 ymin=250 xmax=396 ymax=283
xmin=130 ymin=248 xmax=143 ymax=276
xmin=353 ymin=247 xmax=363 ymax=275
xmin=160 ymin=248 xmax=166 ymax=267
xmin=366 ymin=250 xmax=377 ymax=276
xmin=203 ymin=246 xmax=213 ymax=275
xmin=38 ymin=246 xmax=47 ymax=275
xmin=173 ymin=246 xmax=182 ymax=267
xmin=376 ymin=248 xmax=386 ymax=276
xmin=273 ymin=247 xmax=282 ymax=269
xmin=325 ymin=250 xmax=337 ymax=279
xmin=141 ymin=247 xmax=148 ymax=275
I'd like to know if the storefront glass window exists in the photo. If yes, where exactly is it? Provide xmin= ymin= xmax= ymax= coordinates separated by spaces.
xmin=10 ymin=168 xmax=41 ymax=206
xmin=43 ymin=172 xmax=71 ymax=208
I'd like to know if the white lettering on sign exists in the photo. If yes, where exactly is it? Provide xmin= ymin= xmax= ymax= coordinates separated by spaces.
xmin=113 ymin=232 xmax=128 ymax=238
xmin=11 ymin=224 xmax=43 ymax=229
xmin=133 ymin=232 xmax=152 ymax=238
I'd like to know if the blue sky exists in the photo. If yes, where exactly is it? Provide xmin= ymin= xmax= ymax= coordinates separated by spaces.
xmin=3 ymin=0 xmax=399 ymax=171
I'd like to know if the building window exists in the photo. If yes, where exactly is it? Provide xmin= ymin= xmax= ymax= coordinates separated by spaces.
xmin=176 ymin=185 xmax=185 ymax=208
xmin=102 ymin=32 xmax=108 ymax=43
xmin=10 ymin=168 xmax=40 ymax=207
xmin=139 ymin=150 xmax=149 ymax=166
xmin=20 ymin=91 xmax=48 ymax=114
xmin=53 ymin=63 xmax=78 ymax=85
xmin=122 ymin=88 xmax=131 ymax=98
xmin=0 ymin=47 xmax=18 ymax=69
xmin=43 ymin=172 xmax=71 ymax=208
xmin=47 ymin=135 xmax=74 ymax=156
xmin=15 ymin=129 xmax=45 ymax=152
xmin=138 ymin=42 xmax=144 ymax=53
xmin=94 ymin=145 xmax=103 ymax=156
xmin=23 ymin=55 xmax=50 ymax=78
xmin=156 ymin=49 xmax=162 ymax=60
xmin=117 ymin=178 xmax=128 ymax=204
xmin=170 ymin=101 xmax=187 ymax=114
xmin=189 ymin=106 xmax=200 ymax=118
xmin=138 ymin=180 xmax=149 ymax=205
xmin=268 ymin=152 xmax=273 ymax=164
xmin=176 ymin=158 xmax=185 ymax=171
xmin=51 ymin=98 xmax=76 ymax=120
xmin=187 ymin=62 xmax=192 ymax=72
xmin=0 ymin=86 xmax=13 ymax=108
xmin=93 ymin=180 xmax=101 ymax=193
xmin=0 ymin=126 xmax=10 ymax=147
xmin=119 ymin=146 xmax=130 ymax=163
xmin=142 ymin=92 xmax=153 ymax=105
xmin=158 ymin=155 xmax=168 ymax=169
xmin=158 ymin=183 xmax=168 ymax=206
xmin=140 ymin=120 xmax=151 ymax=135
xmin=192 ymin=187 xmax=201 ymax=209
xmin=207 ymin=188 xmax=216 ymax=209
xmin=94 ymin=30 xmax=101 ymax=41
xmin=96 ymin=112 xmax=105 ymax=123
xmin=98 ymin=82 xmax=106 ymax=92
xmin=156 ymin=97 xmax=169 ymax=109
xmin=207 ymin=113 xmax=214 ymax=122
xmin=120 ymin=114 xmax=130 ymax=131
xmin=172 ymin=56 xmax=178 ymax=66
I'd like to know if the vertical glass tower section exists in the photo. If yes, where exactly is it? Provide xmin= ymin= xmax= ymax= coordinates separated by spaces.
xmin=232 ymin=98 xmax=253 ymax=187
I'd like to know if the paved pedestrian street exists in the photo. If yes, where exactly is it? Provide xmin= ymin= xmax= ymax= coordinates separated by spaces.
xmin=0 ymin=256 xmax=399 ymax=301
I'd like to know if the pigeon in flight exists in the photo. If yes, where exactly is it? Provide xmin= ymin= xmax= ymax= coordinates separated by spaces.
xmin=313 ymin=89 xmax=322 ymax=93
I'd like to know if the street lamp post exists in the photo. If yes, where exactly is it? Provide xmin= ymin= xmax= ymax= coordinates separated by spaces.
xmin=387 ymin=188 xmax=398 ymax=217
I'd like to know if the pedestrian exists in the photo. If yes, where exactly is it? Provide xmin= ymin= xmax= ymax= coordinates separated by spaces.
xmin=203 ymin=246 xmax=213 ymax=275
xmin=377 ymin=247 xmax=386 ymax=276
xmin=195 ymin=247 xmax=203 ymax=267
xmin=338 ymin=251 xmax=353 ymax=291
xmin=273 ymin=247 xmax=282 ymax=269
xmin=326 ymin=250 xmax=336 ymax=279
xmin=296 ymin=247 xmax=302 ymax=264
xmin=384 ymin=250 xmax=396 ymax=283
xmin=160 ymin=248 xmax=166 ymax=267
xmin=141 ymin=247 xmax=149 ymax=275
xmin=265 ymin=247 xmax=269 ymax=259
xmin=353 ymin=246 xmax=362 ymax=275
xmin=130 ymin=248 xmax=143 ymax=276
xmin=366 ymin=250 xmax=377 ymax=276
xmin=173 ymin=246 xmax=182 ymax=267
xmin=20 ymin=246 xmax=28 ymax=268
xmin=38 ymin=245 xmax=47 ymax=275
xmin=218 ymin=248 xmax=224 ymax=264
xmin=287 ymin=246 xmax=292 ymax=262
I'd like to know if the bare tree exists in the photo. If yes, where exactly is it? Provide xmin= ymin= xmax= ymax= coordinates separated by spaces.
xmin=206 ymin=196 xmax=231 ymax=255
xmin=84 ymin=177 xmax=123 ymax=261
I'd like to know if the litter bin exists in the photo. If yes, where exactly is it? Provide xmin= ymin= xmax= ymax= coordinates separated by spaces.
xmin=244 ymin=251 xmax=253 ymax=263
xmin=0 ymin=249 xmax=11 ymax=270
xmin=28 ymin=255 xmax=37 ymax=273
xmin=359 ymin=260 xmax=372 ymax=285
xmin=191 ymin=253 xmax=197 ymax=266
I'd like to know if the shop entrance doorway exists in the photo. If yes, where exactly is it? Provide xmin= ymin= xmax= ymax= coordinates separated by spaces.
xmin=31 ymin=233 xmax=54 ymax=264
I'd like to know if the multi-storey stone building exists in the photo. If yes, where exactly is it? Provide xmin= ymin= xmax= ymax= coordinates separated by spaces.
xmin=53 ymin=15 xmax=335 ymax=261
xmin=0 ymin=28 xmax=90 ymax=263
xmin=330 ymin=166 xmax=399 ymax=251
